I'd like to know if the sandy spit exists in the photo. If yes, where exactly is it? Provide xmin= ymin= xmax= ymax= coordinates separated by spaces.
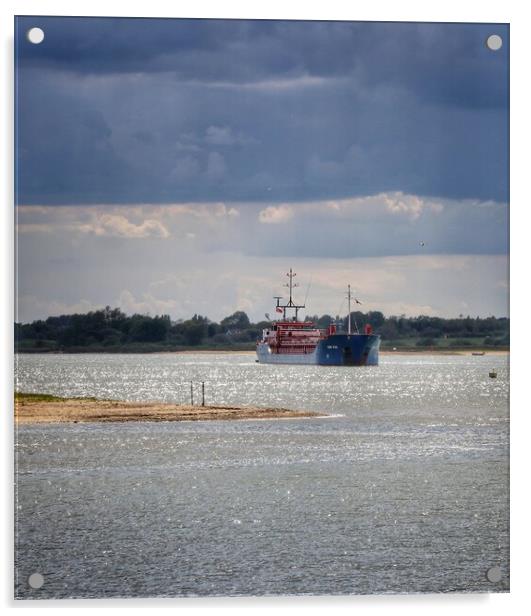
xmin=15 ymin=397 xmax=322 ymax=424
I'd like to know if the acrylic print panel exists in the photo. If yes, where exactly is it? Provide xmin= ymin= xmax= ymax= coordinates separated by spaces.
xmin=14 ymin=16 xmax=509 ymax=599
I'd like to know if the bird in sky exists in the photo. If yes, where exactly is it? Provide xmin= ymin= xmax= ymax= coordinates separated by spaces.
xmin=420 ymin=241 xmax=425 ymax=247
xmin=355 ymin=298 xmax=362 ymax=305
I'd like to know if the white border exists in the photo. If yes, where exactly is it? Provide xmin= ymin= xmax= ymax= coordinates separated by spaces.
xmin=2 ymin=1 xmax=527 ymax=615
xmin=0 ymin=0 xmax=515 ymax=22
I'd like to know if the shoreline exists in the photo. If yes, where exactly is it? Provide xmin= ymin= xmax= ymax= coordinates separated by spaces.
xmin=15 ymin=348 xmax=509 ymax=356
xmin=14 ymin=393 xmax=322 ymax=424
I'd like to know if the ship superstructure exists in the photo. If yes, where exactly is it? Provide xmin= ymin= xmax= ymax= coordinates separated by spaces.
xmin=256 ymin=269 xmax=380 ymax=366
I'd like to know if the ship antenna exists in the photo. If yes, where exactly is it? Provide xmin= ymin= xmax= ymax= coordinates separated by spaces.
xmin=346 ymin=284 xmax=360 ymax=335
xmin=283 ymin=268 xmax=301 ymax=320
xmin=347 ymin=284 xmax=352 ymax=335
xmin=285 ymin=268 xmax=299 ymax=306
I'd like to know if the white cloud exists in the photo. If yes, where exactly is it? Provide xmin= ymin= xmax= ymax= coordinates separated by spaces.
xmin=382 ymin=193 xmax=443 ymax=220
xmin=382 ymin=193 xmax=424 ymax=219
xmin=254 ymin=192 xmax=448 ymax=227
xmin=211 ymin=203 xmax=236 ymax=218
xmin=80 ymin=213 xmax=170 ymax=238
xmin=18 ymin=207 xmax=175 ymax=238
xmin=151 ymin=203 xmax=230 ymax=219
xmin=258 ymin=204 xmax=295 ymax=224
xmin=16 ymin=204 xmax=244 ymax=244
xmin=316 ymin=192 xmax=445 ymax=221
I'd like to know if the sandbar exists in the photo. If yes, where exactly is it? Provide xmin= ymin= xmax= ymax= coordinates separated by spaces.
xmin=15 ymin=393 xmax=321 ymax=424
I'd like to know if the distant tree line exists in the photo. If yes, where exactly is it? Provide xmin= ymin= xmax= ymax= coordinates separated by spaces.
xmin=14 ymin=306 xmax=509 ymax=352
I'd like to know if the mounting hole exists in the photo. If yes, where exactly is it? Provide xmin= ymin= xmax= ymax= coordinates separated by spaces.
xmin=486 ymin=566 xmax=502 ymax=583
xmin=486 ymin=34 xmax=502 ymax=51
xmin=27 ymin=27 xmax=45 ymax=45
xmin=28 ymin=572 xmax=44 ymax=589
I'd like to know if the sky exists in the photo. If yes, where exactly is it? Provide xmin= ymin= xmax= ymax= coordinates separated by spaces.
xmin=14 ymin=17 xmax=509 ymax=323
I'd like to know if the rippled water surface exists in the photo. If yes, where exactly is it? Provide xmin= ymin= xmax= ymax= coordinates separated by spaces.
xmin=15 ymin=352 xmax=509 ymax=598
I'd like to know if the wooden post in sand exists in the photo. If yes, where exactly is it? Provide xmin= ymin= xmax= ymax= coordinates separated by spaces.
xmin=190 ymin=381 xmax=194 ymax=405
xmin=201 ymin=382 xmax=205 ymax=407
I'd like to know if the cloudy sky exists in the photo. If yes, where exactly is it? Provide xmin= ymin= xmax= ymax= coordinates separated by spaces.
xmin=15 ymin=17 xmax=509 ymax=322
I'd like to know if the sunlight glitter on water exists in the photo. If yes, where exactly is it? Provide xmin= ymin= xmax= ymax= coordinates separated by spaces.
xmin=15 ymin=353 xmax=509 ymax=597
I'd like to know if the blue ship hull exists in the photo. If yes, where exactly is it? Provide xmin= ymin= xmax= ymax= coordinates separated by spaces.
xmin=316 ymin=334 xmax=380 ymax=366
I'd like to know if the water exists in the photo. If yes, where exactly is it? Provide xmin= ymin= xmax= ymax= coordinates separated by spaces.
xmin=15 ymin=352 xmax=509 ymax=598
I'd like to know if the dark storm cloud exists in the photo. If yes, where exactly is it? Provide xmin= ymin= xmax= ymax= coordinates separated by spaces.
xmin=16 ymin=18 xmax=508 ymax=106
xmin=15 ymin=17 xmax=508 ymax=205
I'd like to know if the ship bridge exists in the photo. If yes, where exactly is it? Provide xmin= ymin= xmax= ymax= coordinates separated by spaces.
xmin=259 ymin=269 xmax=336 ymax=355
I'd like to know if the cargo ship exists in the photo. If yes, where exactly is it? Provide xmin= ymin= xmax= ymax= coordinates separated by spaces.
xmin=256 ymin=269 xmax=380 ymax=366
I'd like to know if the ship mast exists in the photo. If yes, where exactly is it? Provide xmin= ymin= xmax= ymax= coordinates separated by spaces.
xmin=286 ymin=268 xmax=298 ymax=304
xmin=347 ymin=284 xmax=352 ymax=335
xmin=274 ymin=268 xmax=305 ymax=321
xmin=346 ymin=284 xmax=360 ymax=335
